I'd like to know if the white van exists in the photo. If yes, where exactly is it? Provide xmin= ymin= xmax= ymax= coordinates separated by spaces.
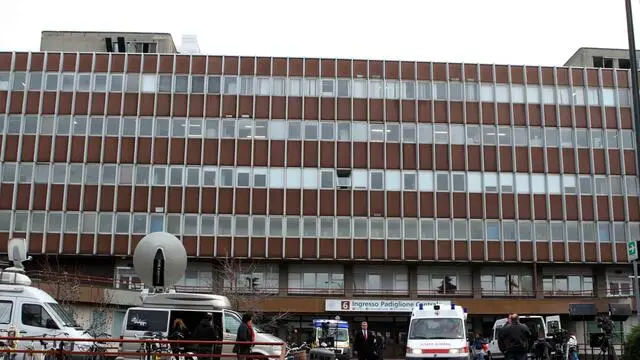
xmin=120 ymin=291 xmax=284 ymax=359
xmin=0 ymin=264 xmax=95 ymax=356
xmin=406 ymin=303 xmax=469 ymax=359
xmin=487 ymin=315 xmax=560 ymax=359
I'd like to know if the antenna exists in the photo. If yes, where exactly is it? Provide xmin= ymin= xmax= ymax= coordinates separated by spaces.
xmin=7 ymin=238 xmax=31 ymax=271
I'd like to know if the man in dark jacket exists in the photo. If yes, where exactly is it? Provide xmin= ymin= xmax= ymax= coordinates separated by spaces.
xmin=234 ymin=312 xmax=255 ymax=360
xmin=498 ymin=314 xmax=532 ymax=360
xmin=192 ymin=313 xmax=220 ymax=359
xmin=353 ymin=322 xmax=377 ymax=360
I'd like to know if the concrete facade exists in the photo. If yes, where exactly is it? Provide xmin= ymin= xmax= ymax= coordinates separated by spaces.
xmin=564 ymin=47 xmax=640 ymax=68
xmin=40 ymin=31 xmax=177 ymax=53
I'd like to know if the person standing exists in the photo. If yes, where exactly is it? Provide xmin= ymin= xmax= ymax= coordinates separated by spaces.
xmin=192 ymin=313 xmax=220 ymax=359
xmin=353 ymin=322 xmax=376 ymax=360
xmin=498 ymin=314 xmax=532 ymax=360
xmin=234 ymin=312 xmax=256 ymax=360
xmin=168 ymin=318 xmax=191 ymax=360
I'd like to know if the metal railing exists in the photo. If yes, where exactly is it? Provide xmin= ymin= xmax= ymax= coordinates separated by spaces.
xmin=0 ymin=335 xmax=286 ymax=360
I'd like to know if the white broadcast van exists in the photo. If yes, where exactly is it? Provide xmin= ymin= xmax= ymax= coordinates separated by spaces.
xmin=119 ymin=231 xmax=286 ymax=360
xmin=0 ymin=238 xmax=96 ymax=356
xmin=406 ymin=303 xmax=469 ymax=360
xmin=487 ymin=315 xmax=561 ymax=359
xmin=120 ymin=291 xmax=285 ymax=359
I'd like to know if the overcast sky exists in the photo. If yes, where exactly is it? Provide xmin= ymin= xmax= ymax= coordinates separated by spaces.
xmin=0 ymin=0 xmax=637 ymax=66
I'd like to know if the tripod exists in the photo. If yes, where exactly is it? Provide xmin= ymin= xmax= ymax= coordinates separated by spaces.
xmin=595 ymin=334 xmax=617 ymax=360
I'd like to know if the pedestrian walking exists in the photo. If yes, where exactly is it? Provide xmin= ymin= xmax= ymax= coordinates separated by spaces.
xmin=233 ymin=312 xmax=256 ymax=360
xmin=353 ymin=322 xmax=377 ymax=360
xmin=498 ymin=314 xmax=532 ymax=360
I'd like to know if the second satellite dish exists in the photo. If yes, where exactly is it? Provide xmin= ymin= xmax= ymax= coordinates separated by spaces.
xmin=132 ymin=232 xmax=187 ymax=290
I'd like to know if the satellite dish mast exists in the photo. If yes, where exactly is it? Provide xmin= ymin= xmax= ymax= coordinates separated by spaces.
xmin=6 ymin=238 xmax=31 ymax=272
xmin=132 ymin=232 xmax=187 ymax=295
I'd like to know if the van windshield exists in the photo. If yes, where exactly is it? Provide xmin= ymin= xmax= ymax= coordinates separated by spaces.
xmin=315 ymin=328 xmax=349 ymax=342
xmin=520 ymin=318 xmax=545 ymax=339
xmin=409 ymin=318 xmax=465 ymax=340
xmin=47 ymin=303 xmax=80 ymax=327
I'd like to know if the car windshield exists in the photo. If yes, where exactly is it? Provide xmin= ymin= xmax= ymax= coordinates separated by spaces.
xmin=47 ymin=303 xmax=80 ymax=328
xmin=409 ymin=318 xmax=465 ymax=340
xmin=316 ymin=328 xmax=348 ymax=342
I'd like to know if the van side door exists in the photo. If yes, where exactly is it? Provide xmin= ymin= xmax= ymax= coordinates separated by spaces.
xmin=222 ymin=311 xmax=242 ymax=355
xmin=18 ymin=302 xmax=61 ymax=340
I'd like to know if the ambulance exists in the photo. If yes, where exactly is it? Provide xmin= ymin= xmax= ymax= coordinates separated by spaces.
xmin=406 ymin=303 xmax=469 ymax=359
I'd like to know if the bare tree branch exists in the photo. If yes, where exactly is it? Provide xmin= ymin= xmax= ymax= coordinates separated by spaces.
xmin=85 ymin=286 xmax=115 ymax=335
xmin=213 ymin=257 xmax=289 ymax=330
xmin=36 ymin=256 xmax=81 ymax=316
xmin=35 ymin=256 xmax=115 ymax=336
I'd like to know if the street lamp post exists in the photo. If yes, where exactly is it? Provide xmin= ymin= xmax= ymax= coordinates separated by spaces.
xmin=624 ymin=0 xmax=640 ymax=322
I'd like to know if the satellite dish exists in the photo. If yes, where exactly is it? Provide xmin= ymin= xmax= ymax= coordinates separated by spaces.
xmin=133 ymin=232 xmax=187 ymax=290
xmin=7 ymin=238 xmax=31 ymax=270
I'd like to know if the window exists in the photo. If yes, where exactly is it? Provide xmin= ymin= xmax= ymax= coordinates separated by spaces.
xmin=0 ymin=301 xmax=11 ymax=324
xmin=480 ymin=84 xmax=494 ymax=102
xmin=141 ymin=75 xmax=157 ymax=92
xmin=208 ymin=76 xmax=221 ymax=93
xmin=499 ymin=173 xmax=514 ymax=193
xmin=486 ymin=221 xmax=500 ymax=240
xmin=218 ymin=216 xmax=232 ymax=236
xmin=304 ymin=79 xmax=318 ymax=96
xmin=224 ymin=312 xmax=242 ymax=335
xmin=22 ymin=304 xmax=56 ymax=329
xmin=219 ymin=169 xmax=234 ymax=187
xmin=403 ymin=172 xmax=417 ymax=191
xmin=90 ymin=74 xmax=106 ymax=92
xmin=543 ymin=275 xmax=594 ymax=296
xmin=320 ymin=170 xmax=334 ymax=189
xmin=116 ymin=214 xmax=130 ymax=234
xmin=31 ymin=213 xmax=45 ymax=233
xmin=286 ymin=217 xmax=300 ymax=237
xmin=0 ymin=72 xmax=9 ymax=90
xmin=191 ymin=76 xmax=205 ymax=93
xmin=321 ymin=79 xmax=335 ymax=97
xmin=239 ymin=76 xmax=253 ymax=95
xmin=132 ymin=214 xmax=147 ymax=234
xmin=303 ymin=217 xmax=317 ymax=237
xmin=353 ymin=79 xmax=367 ymax=98
xmin=125 ymin=309 xmax=169 ymax=332
xmin=434 ymin=124 xmax=449 ymax=144
xmin=237 ymin=169 xmax=251 ymax=187
xmin=223 ymin=77 xmax=237 ymax=94
xmin=436 ymin=173 xmax=449 ymax=191
xmin=254 ymin=168 xmax=267 ymax=187
xmin=269 ymin=217 xmax=283 ymax=236
xmin=370 ymin=171 xmax=384 ymax=190
xmin=289 ymin=78 xmax=302 ymax=96
xmin=320 ymin=218 xmax=334 ymax=238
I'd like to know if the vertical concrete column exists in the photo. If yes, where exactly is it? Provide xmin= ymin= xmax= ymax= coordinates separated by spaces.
xmin=594 ymin=265 xmax=608 ymax=298
xmin=344 ymin=264 xmax=354 ymax=297
xmin=472 ymin=265 xmax=482 ymax=299
xmin=278 ymin=263 xmax=288 ymax=296
xmin=408 ymin=264 xmax=418 ymax=299
xmin=534 ymin=263 xmax=544 ymax=299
